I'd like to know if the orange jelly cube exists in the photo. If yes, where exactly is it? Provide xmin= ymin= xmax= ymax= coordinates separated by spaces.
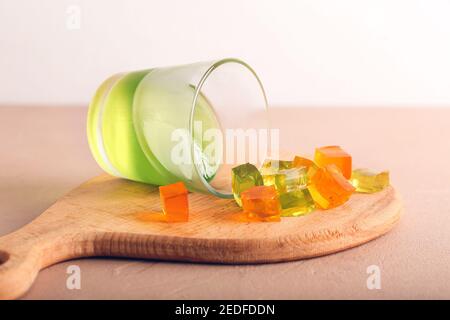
xmin=308 ymin=165 xmax=355 ymax=209
xmin=293 ymin=156 xmax=316 ymax=170
xmin=159 ymin=182 xmax=189 ymax=222
xmin=241 ymin=186 xmax=281 ymax=222
xmin=314 ymin=146 xmax=352 ymax=179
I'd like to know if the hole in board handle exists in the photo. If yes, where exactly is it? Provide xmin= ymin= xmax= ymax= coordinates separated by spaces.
xmin=0 ymin=251 xmax=9 ymax=266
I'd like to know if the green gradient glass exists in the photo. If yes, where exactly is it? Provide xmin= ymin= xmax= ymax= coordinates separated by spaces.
xmin=87 ymin=58 xmax=268 ymax=198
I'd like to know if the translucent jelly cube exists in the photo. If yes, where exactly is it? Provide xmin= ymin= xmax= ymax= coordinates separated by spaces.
xmin=292 ymin=156 xmax=318 ymax=183
xmin=159 ymin=182 xmax=189 ymax=222
xmin=314 ymin=146 xmax=352 ymax=179
xmin=241 ymin=185 xmax=281 ymax=222
xmin=261 ymin=166 xmax=314 ymax=216
xmin=350 ymin=168 xmax=390 ymax=193
xmin=261 ymin=159 xmax=293 ymax=171
xmin=231 ymin=163 xmax=264 ymax=206
xmin=293 ymin=156 xmax=316 ymax=170
xmin=262 ymin=167 xmax=308 ymax=193
xmin=308 ymin=164 xmax=355 ymax=209
xmin=279 ymin=188 xmax=315 ymax=217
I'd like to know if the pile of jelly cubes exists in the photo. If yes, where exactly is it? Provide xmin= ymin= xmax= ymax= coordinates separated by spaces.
xmin=232 ymin=146 xmax=390 ymax=222
xmin=157 ymin=145 xmax=389 ymax=223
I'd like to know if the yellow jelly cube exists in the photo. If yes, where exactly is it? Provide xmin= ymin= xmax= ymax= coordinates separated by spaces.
xmin=261 ymin=159 xmax=293 ymax=171
xmin=293 ymin=156 xmax=317 ymax=170
xmin=292 ymin=156 xmax=318 ymax=183
xmin=260 ymin=159 xmax=292 ymax=190
xmin=350 ymin=168 xmax=390 ymax=193
xmin=261 ymin=165 xmax=314 ymax=217
xmin=261 ymin=167 xmax=308 ymax=192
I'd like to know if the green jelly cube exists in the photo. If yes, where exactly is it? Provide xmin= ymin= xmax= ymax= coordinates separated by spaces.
xmin=231 ymin=163 xmax=264 ymax=206
xmin=279 ymin=188 xmax=315 ymax=217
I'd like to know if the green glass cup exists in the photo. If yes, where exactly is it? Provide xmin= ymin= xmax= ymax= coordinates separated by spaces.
xmin=87 ymin=58 xmax=268 ymax=198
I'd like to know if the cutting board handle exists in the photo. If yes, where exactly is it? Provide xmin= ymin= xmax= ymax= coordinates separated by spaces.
xmin=0 ymin=229 xmax=45 ymax=300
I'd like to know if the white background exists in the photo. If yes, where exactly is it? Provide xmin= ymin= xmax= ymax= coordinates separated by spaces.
xmin=1 ymin=0 xmax=450 ymax=107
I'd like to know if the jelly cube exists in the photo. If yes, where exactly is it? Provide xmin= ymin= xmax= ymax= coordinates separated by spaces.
xmin=241 ymin=185 xmax=281 ymax=222
xmin=260 ymin=159 xmax=293 ymax=187
xmin=159 ymin=182 xmax=189 ymax=222
xmin=261 ymin=166 xmax=313 ymax=216
xmin=280 ymin=188 xmax=315 ymax=217
xmin=314 ymin=146 xmax=352 ymax=179
xmin=261 ymin=159 xmax=293 ymax=171
xmin=231 ymin=163 xmax=264 ymax=206
xmin=350 ymin=168 xmax=390 ymax=193
xmin=308 ymin=164 xmax=355 ymax=209
xmin=292 ymin=156 xmax=318 ymax=183
xmin=262 ymin=167 xmax=308 ymax=193
xmin=293 ymin=156 xmax=317 ymax=170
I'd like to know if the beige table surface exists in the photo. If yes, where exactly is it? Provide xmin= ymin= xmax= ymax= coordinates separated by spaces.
xmin=0 ymin=106 xmax=449 ymax=299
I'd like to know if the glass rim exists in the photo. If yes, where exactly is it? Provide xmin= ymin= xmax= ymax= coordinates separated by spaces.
xmin=189 ymin=57 xmax=269 ymax=198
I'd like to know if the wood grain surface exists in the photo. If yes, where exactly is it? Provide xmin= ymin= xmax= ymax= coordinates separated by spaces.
xmin=0 ymin=173 xmax=402 ymax=299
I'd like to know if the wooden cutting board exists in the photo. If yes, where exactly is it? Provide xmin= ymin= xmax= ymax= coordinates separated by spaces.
xmin=0 ymin=174 xmax=402 ymax=299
